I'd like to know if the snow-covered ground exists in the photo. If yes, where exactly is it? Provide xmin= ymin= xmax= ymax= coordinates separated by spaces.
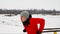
xmin=0 ymin=14 xmax=60 ymax=34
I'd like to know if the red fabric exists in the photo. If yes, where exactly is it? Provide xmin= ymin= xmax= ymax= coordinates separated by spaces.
xmin=24 ymin=18 xmax=45 ymax=34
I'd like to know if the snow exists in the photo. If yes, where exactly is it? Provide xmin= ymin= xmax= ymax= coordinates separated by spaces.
xmin=0 ymin=14 xmax=60 ymax=34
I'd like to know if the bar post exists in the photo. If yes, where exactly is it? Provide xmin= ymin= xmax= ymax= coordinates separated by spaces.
xmin=54 ymin=31 xmax=57 ymax=34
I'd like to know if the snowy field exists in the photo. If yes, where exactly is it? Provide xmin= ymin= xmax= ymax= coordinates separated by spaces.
xmin=0 ymin=14 xmax=60 ymax=34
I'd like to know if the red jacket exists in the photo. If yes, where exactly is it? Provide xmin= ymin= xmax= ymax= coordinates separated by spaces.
xmin=23 ymin=18 xmax=45 ymax=34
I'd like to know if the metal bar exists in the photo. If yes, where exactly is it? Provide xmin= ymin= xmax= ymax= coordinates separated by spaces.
xmin=42 ymin=30 xmax=60 ymax=33
xmin=44 ymin=28 xmax=60 ymax=30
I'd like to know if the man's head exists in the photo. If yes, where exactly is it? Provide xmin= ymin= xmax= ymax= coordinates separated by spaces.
xmin=21 ymin=11 xmax=29 ymax=22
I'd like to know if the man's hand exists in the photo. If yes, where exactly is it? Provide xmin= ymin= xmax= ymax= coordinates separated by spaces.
xmin=23 ymin=29 xmax=26 ymax=32
xmin=36 ymin=30 xmax=41 ymax=34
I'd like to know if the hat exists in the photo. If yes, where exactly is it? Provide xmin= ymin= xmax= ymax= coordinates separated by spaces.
xmin=21 ymin=11 xmax=29 ymax=19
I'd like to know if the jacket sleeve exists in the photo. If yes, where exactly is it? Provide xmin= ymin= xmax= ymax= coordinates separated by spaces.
xmin=38 ymin=18 xmax=45 ymax=33
xmin=23 ymin=25 xmax=28 ymax=32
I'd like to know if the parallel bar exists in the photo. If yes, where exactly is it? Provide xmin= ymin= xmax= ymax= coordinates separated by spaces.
xmin=42 ymin=30 xmax=60 ymax=33
xmin=44 ymin=28 xmax=60 ymax=30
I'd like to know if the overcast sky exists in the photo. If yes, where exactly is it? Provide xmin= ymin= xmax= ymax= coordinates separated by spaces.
xmin=0 ymin=0 xmax=60 ymax=10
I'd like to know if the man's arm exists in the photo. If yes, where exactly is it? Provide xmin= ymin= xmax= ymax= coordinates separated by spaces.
xmin=38 ymin=18 xmax=45 ymax=33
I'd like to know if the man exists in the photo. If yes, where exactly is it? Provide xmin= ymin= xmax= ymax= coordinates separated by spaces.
xmin=20 ymin=11 xmax=45 ymax=34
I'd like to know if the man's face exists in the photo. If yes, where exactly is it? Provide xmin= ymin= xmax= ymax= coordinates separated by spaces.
xmin=21 ymin=16 xmax=27 ymax=22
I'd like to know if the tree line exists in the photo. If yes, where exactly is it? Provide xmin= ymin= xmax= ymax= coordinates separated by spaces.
xmin=0 ymin=9 xmax=60 ymax=15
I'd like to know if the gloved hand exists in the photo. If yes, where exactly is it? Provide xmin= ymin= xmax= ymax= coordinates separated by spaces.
xmin=36 ymin=30 xmax=41 ymax=34
xmin=23 ymin=29 xmax=26 ymax=32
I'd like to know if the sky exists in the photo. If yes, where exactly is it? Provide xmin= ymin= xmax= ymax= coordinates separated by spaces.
xmin=0 ymin=0 xmax=60 ymax=10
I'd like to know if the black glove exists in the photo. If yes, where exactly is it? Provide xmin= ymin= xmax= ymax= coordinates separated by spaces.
xmin=23 ymin=29 xmax=26 ymax=32
xmin=36 ymin=30 xmax=41 ymax=34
